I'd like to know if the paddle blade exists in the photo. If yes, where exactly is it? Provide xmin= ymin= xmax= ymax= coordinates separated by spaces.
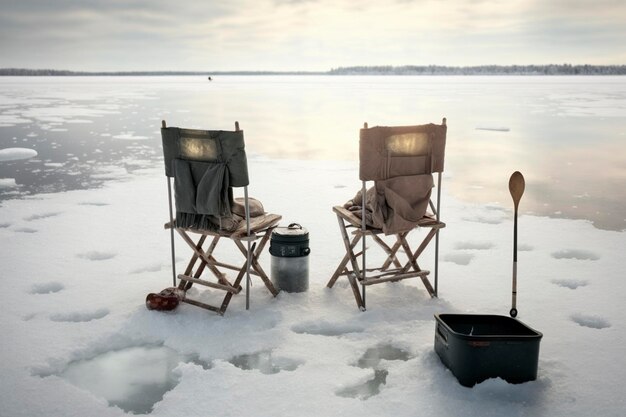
xmin=509 ymin=171 xmax=525 ymax=208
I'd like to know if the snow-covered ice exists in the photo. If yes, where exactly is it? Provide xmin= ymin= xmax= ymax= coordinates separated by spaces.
xmin=0 ymin=147 xmax=38 ymax=161
xmin=0 ymin=158 xmax=624 ymax=417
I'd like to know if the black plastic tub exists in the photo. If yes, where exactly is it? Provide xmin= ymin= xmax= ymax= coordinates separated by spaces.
xmin=434 ymin=314 xmax=542 ymax=387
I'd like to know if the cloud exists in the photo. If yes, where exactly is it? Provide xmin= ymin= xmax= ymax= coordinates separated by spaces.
xmin=0 ymin=0 xmax=624 ymax=70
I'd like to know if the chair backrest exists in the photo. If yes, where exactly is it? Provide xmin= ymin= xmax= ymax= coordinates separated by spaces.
xmin=160 ymin=122 xmax=249 ymax=187
xmin=359 ymin=119 xmax=447 ymax=181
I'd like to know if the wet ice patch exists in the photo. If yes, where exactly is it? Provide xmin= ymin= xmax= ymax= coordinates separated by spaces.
xmin=228 ymin=350 xmax=301 ymax=374
xmin=53 ymin=345 xmax=209 ymax=415
xmin=552 ymin=249 xmax=600 ymax=261
xmin=24 ymin=212 xmax=61 ymax=221
xmin=552 ymin=279 xmax=588 ymax=290
xmin=476 ymin=126 xmax=510 ymax=132
xmin=337 ymin=344 xmax=411 ymax=400
xmin=356 ymin=344 xmax=412 ymax=369
xmin=112 ymin=132 xmax=149 ymax=140
xmin=0 ymin=115 xmax=31 ymax=127
xmin=30 ymin=281 xmax=64 ymax=294
xmin=291 ymin=320 xmax=365 ymax=336
xmin=50 ymin=308 xmax=110 ymax=323
xmin=131 ymin=263 xmax=163 ymax=274
xmin=14 ymin=227 xmax=37 ymax=233
xmin=336 ymin=370 xmax=389 ymax=400
xmin=571 ymin=313 xmax=611 ymax=329
xmin=461 ymin=215 xmax=503 ymax=225
xmin=454 ymin=241 xmax=495 ymax=250
xmin=77 ymin=251 xmax=116 ymax=261
xmin=444 ymin=253 xmax=474 ymax=266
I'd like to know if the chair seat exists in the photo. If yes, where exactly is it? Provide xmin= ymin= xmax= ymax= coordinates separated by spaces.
xmin=165 ymin=213 xmax=282 ymax=237
xmin=332 ymin=206 xmax=445 ymax=232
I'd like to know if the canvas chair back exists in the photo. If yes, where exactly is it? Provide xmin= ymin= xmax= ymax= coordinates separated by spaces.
xmin=358 ymin=122 xmax=447 ymax=235
xmin=161 ymin=126 xmax=249 ymax=184
xmin=359 ymin=123 xmax=447 ymax=181
xmin=161 ymin=125 xmax=251 ymax=231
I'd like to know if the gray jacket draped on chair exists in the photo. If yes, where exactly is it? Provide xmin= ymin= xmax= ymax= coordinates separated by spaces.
xmin=161 ymin=127 xmax=250 ymax=231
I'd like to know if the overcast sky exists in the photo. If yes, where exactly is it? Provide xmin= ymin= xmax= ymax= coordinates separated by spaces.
xmin=1 ymin=0 xmax=625 ymax=71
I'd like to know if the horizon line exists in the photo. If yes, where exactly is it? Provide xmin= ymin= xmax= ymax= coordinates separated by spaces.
xmin=2 ymin=64 xmax=626 ymax=76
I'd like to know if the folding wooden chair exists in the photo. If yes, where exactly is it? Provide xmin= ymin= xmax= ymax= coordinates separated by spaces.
xmin=327 ymin=119 xmax=447 ymax=310
xmin=161 ymin=120 xmax=281 ymax=315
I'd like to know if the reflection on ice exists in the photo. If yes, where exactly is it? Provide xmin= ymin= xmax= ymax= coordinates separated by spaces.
xmin=58 ymin=345 xmax=209 ymax=415
xmin=1 ymin=75 xmax=625 ymax=230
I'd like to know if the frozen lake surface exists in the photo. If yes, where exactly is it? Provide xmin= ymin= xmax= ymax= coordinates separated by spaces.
xmin=0 ymin=76 xmax=625 ymax=417
xmin=0 ymin=75 xmax=625 ymax=230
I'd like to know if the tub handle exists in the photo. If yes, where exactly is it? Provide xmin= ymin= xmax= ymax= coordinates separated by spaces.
xmin=288 ymin=223 xmax=302 ymax=229
xmin=436 ymin=323 xmax=449 ymax=348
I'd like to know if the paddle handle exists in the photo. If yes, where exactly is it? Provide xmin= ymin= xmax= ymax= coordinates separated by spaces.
xmin=513 ymin=207 xmax=518 ymax=262
xmin=508 ymin=171 xmax=524 ymax=318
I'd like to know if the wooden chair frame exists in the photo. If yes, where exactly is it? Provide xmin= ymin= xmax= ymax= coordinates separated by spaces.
xmin=162 ymin=120 xmax=281 ymax=315
xmin=164 ymin=220 xmax=280 ymax=315
xmin=327 ymin=120 xmax=446 ymax=310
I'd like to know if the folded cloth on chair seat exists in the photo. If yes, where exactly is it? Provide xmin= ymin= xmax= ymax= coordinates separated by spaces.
xmin=232 ymin=197 xmax=265 ymax=217
xmin=345 ymin=174 xmax=433 ymax=235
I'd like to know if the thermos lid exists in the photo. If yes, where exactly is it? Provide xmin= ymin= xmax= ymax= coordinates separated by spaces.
xmin=272 ymin=223 xmax=309 ymax=241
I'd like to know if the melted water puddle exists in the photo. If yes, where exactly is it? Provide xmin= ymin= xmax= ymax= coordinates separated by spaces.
xmin=58 ymin=345 xmax=209 ymax=415
xmin=337 ymin=344 xmax=411 ymax=400
xmin=228 ymin=350 xmax=301 ymax=374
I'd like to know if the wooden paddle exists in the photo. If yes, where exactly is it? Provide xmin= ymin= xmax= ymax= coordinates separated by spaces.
xmin=509 ymin=171 xmax=525 ymax=317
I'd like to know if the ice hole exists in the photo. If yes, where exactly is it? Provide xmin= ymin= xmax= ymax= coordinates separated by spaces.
xmin=57 ymin=345 xmax=210 ymax=415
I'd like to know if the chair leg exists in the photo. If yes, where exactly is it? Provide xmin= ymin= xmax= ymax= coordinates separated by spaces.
xmin=329 ymin=213 xmax=367 ymax=309
xmin=347 ymin=273 xmax=365 ymax=310
xmin=219 ymin=259 xmax=250 ymax=314
xmin=399 ymin=230 xmax=438 ymax=297
xmin=233 ymin=234 xmax=278 ymax=296
xmin=179 ymin=235 xmax=208 ymax=290
xmin=327 ymin=233 xmax=361 ymax=288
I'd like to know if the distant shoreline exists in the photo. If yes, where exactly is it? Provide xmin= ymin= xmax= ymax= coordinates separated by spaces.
xmin=2 ymin=64 xmax=626 ymax=76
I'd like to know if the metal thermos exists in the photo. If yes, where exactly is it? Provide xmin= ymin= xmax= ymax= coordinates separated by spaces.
xmin=270 ymin=223 xmax=310 ymax=292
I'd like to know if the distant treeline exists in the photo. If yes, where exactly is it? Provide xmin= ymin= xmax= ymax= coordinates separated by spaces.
xmin=1 ymin=64 xmax=626 ymax=76
xmin=0 ymin=68 xmax=324 ymax=76
xmin=329 ymin=64 xmax=626 ymax=75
